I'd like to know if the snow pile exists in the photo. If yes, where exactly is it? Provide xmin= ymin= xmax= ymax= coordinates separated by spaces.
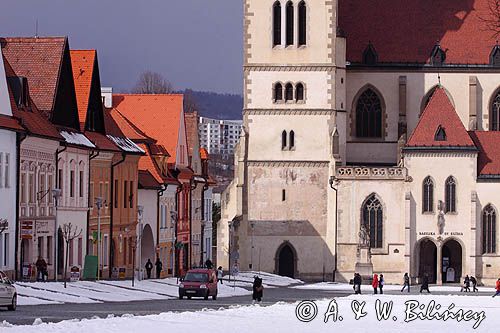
xmin=3 ymin=294 xmax=500 ymax=332
xmin=228 ymin=271 xmax=303 ymax=287
xmin=60 ymin=131 xmax=96 ymax=148
xmin=107 ymin=135 xmax=144 ymax=153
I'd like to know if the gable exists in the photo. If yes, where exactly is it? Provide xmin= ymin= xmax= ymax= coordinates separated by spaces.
xmin=0 ymin=52 xmax=12 ymax=116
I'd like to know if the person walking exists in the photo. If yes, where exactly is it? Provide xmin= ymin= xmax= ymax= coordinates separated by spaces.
xmin=155 ymin=257 xmax=163 ymax=279
xmin=470 ymin=276 xmax=478 ymax=292
xmin=252 ymin=276 xmax=264 ymax=303
xmin=353 ymin=273 xmax=362 ymax=294
xmin=378 ymin=274 xmax=384 ymax=294
xmin=217 ymin=266 xmax=224 ymax=284
xmin=145 ymin=259 xmax=153 ymax=279
xmin=462 ymin=275 xmax=471 ymax=292
xmin=35 ymin=256 xmax=48 ymax=282
xmin=401 ymin=273 xmax=410 ymax=292
xmin=372 ymin=273 xmax=379 ymax=294
xmin=420 ymin=275 xmax=430 ymax=293
xmin=493 ymin=278 xmax=500 ymax=298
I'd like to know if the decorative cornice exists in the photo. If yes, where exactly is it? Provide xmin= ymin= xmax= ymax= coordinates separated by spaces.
xmin=336 ymin=166 xmax=410 ymax=181
xmin=247 ymin=160 xmax=330 ymax=167
xmin=244 ymin=64 xmax=342 ymax=72
xmin=244 ymin=108 xmax=343 ymax=115
xmin=404 ymin=147 xmax=478 ymax=155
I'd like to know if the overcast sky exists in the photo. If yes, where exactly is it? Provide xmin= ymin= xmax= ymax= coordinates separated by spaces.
xmin=0 ymin=0 xmax=243 ymax=95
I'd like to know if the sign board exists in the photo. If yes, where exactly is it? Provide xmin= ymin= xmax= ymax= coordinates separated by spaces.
xmin=232 ymin=263 xmax=239 ymax=276
xmin=119 ymin=267 xmax=126 ymax=279
xmin=111 ymin=267 xmax=119 ymax=279
xmin=21 ymin=221 xmax=33 ymax=239
xmin=22 ymin=264 xmax=31 ymax=279
xmin=446 ymin=267 xmax=456 ymax=282
xmin=70 ymin=266 xmax=80 ymax=282
xmin=83 ymin=255 xmax=98 ymax=280
xmin=36 ymin=221 xmax=50 ymax=235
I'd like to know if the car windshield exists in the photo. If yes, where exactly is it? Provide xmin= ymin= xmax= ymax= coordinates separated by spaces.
xmin=184 ymin=272 xmax=209 ymax=282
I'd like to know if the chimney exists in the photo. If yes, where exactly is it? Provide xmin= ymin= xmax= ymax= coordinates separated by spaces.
xmin=101 ymin=87 xmax=113 ymax=108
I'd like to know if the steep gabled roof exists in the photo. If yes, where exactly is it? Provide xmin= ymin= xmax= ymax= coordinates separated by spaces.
xmin=469 ymin=131 xmax=500 ymax=176
xmin=70 ymin=50 xmax=95 ymax=128
xmin=108 ymin=107 xmax=153 ymax=142
xmin=112 ymin=94 xmax=184 ymax=161
xmin=339 ymin=0 xmax=497 ymax=65
xmin=184 ymin=111 xmax=200 ymax=158
xmin=406 ymin=87 xmax=476 ymax=150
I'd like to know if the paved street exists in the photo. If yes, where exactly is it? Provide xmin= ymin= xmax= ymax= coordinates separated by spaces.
xmin=1 ymin=283 xmax=496 ymax=325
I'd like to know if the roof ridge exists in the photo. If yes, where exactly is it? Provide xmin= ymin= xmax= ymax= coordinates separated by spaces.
xmin=113 ymin=93 xmax=184 ymax=97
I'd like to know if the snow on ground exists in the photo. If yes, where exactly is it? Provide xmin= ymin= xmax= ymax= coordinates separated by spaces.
xmin=293 ymin=282 xmax=494 ymax=293
xmin=3 ymin=294 xmax=500 ymax=332
xmin=231 ymin=271 xmax=303 ymax=287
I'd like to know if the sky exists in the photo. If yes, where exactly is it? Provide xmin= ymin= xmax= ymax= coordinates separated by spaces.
xmin=0 ymin=0 xmax=243 ymax=95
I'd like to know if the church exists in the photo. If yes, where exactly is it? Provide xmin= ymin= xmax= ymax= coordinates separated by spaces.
xmin=217 ymin=0 xmax=500 ymax=285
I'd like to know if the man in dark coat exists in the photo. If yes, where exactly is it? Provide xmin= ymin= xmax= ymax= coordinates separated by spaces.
xmin=470 ymin=276 xmax=478 ymax=292
xmin=353 ymin=273 xmax=362 ymax=294
xmin=252 ymin=276 xmax=263 ymax=302
xmin=155 ymin=257 xmax=163 ymax=279
xmin=35 ymin=256 xmax=48 ymax=281
xmin=420 ymin=275 xmax=430 ymax=293
xmin=145 ymin=259 xmax=153 ymax=279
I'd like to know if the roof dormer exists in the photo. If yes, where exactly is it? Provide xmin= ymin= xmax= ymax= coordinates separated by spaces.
xmin=362 ymin=42 xmax=378 ymax=65
xmin=490 ymin=43 xmax=500 ymax=67
xmin=430 ymin=41 xmax=446 ymax=66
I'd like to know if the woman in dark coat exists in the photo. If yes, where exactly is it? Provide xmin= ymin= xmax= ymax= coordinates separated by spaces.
xmin=252 ymin=276 xmax=264 ymax=302
xmin=420 ymin=275 xmax=430 ymax=293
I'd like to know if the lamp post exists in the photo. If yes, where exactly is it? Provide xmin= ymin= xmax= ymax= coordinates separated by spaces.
xmin=329 ymin=176 xmax=339 ymax=282
xmin=250 ymin=222 xmax=255 ymax=270
xmin=95 ymin=197 xmax=103 ymax=280
xmin=52 ymin=188 xmax=62 ymax=281
xmin=137 ymin=205 xmax=144 ymax=281
xmin=227 ymin=220 xmax=232 ymax=282
xmin=170 ymin=210 xmax=177 ymax=278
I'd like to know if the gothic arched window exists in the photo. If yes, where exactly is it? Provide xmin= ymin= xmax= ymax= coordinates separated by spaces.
xmin=445 ymin=176 xmax=456 ymax=213
xmin=274 ymin=83 xmax=283 ymax=102
xmin=285 ymin=83 xmax=294 ymax=101
xmin=435 ymin=126 xmax=447 ymax=141
xmin=362 ymin=194 xmax=383 ymax=248
xmin=286 ymin=1 xmax=294 ymax=46
xmin=273 ymin=2 xmax=282 ymax=46
xmin=491 ymin=89 xmax=500 ymax=131
xmin=298 ymin=1 xmax=307 ymax=46
xmin=289 ymin=130 xmax=295 ymax=149
xmin=355 ymin=88 xmax=383 ymax=138
xmin=295 ymin=83 xmax=304 ymax=101
xmin=423 ymin=176 xmax=434 ymax=213
xmin=482 ymin=205 xmax=496 ymax=254
xmin=282 ymin=130 xmax=287 ymax=150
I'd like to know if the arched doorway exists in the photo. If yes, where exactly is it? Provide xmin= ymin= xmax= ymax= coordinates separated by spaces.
xmin=140 ymin=224 xmax=155 ymax=269
xmin=418 ymin=238 xmax=437 ymax=283
xmin=276 ymin=242 xmax=296 ymax=278
xmin=57 ymin=227 xmax=64 ymax=275
xmin=442 ymin=239 xmax=462 ymax=283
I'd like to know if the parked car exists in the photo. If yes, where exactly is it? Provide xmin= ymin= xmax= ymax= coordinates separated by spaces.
xmin=178 ymin=269 xmax=218 ymax=300
xmin=0 ymin=270 xmax=16 ymax=311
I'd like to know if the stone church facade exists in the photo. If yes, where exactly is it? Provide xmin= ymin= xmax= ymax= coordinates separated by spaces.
xmin=218 ymin=0 xmax=500 ymax=285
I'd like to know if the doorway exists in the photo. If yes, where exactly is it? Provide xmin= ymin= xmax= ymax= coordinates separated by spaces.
xmin=418 ymin=238 xmax=437 ymax=283
xmin=442 ymin=239 xmax=462 ymax=283
xmin=276 ymin=242 xmax=296 ymax=278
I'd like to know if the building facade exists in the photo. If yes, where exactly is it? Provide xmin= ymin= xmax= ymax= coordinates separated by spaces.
xmin=219 ymin=0 xmax=500 ymax=285
xmin=199 ymin=117 xmax=243 ymax=157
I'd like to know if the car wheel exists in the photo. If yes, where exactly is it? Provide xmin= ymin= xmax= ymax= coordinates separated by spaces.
xmin=8 ymin=294 xmax=16 ymax=311
xmin=204 ymin=291 xmax=209 ymax=300
xmin=187 ymin=296 xmax=192 ymax=300
xmin=212 ymin=294 xmax=217 ymax=300
xmin=179 ymin=295 xmax=184 ymax=300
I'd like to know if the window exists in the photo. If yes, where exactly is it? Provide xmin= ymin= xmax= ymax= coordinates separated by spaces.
xmin=20 ymin=174 xmax=26 ymax=204
xmin=0 ymin=153 xmax=3 ymax=188
xmin=3 ymin=234 xmax=8 ymax=267
xmin=124 ymin=181 xmax=128 ymax=208
xmin=431 ymin=43 xmax=446 ymax=66
xmin=47 ymin=236 xmax=52 ymax=263
xmin=435 ymin=126 xmax=447 ymax=141
xmin=355 ymin=88 xmax=383 ymax=138
xmin=445 ymin=177 xmax=456 ymax=213
xmin=482 ymin=205 xmax=496 ymax=254
xmin=114 ymin=180 xmax=118 ymax=208
xmin=129 ymin=181 xmax=134 ymax=208
xmin=285 ymin=83 xmax=294 ymax=101
xmin=282 ymin=189 xmax=286 ymax=201
xmin=298 ymin=1 xmax=306 ymax=46
xmin=78 ymin=237 xmax=83 ymax=266
xmin=274 ymin=83 xmax=283 ymax=102
xmin=282 ymin=130 xmax=287 ymax=150
xmin=296 ymin=83 xmax=304 ymax=101
xmin=491 ymin=89 xmax=500 ymax=131
xmin=491 ymin=45 xmax=500 ymax=66
xmin=103 ymin=235 xmax=108 ymax=266
xmin=38 ymin=237 xmax=43 ymax=259
xmin=423 ymin=176 xmax=434 ymax=213
xmin=104 ymin=183 xmax=109 ymax=205
xmin=69 ymin=239 xmax=74 ymax=266
xmin=362 ymin=43 xmax=378 ymax=65
xmin=90 ymin=183 xmax=94 ymax=208
xmin=69 ymin=170 xmax=75 ymax=197
xmin=286 ymin=1 xmax=294 ymax=46
xmin=5 ymin=153 xmax=11 ymax=189
xmin=79 ymin=171 xmax=84 ymax=198
xmin=289 ymin=130 xmax=295 ymax=149
xmin=39 ymin=174 xmax=45 ymax=202
xmin=273 ymin=1 xmax=281 ymax=46
xmin=362 ymin=194 xmax=383 ymax=248
xmin=48 ymin=174 xmax=53 ymax=204
xmin=29 ymin=174 xmax=35 ymax=203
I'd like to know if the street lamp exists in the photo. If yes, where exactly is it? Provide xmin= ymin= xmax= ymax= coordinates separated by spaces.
xmin=228 ymin=220 xmax=233 ymax=282
xmin=95 ymin=197 xmax=104 ymax=280
xmin=170 ymin=210 xmax=178 ymax=278
xmin=137 ymin=205 xmax=144 ymax=281
xmin=52 ymin=188 xmax=62 ymax=281
xmin=250 ymin=222 xmax=255 ymax=270
xmin=329 ymin=176 xmax=339 ymax=282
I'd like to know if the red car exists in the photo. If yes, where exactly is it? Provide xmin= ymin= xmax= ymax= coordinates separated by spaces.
xmin=179 ymin=269 xmax=218 ymax=300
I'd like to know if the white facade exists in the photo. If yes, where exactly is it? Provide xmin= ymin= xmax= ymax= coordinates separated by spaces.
xmin=158 ymin=185 xmax=177 ymax=275
xmin=138 ymin=188 xmax=158 ymax=278
xmin=198 ymin=117 xmax=243 ymax=156
xmin=203 ymin=187 xmax=213 ymax=263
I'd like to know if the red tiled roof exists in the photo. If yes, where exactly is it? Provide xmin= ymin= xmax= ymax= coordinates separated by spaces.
xmin=138 ymin=170 xmax=162 ymax=189
xmin=84 ymin=131 xmax=121 ymax=152
xmin=150 ymin=143 xmax=170 ymax=156
xmin=137 ymin=143 xmax=166 ymax=186
xmin=112 ymin=94 xmax=184 ymax=161
xmin=406 ymin=87 xmax=475 ymax=148
xmin=184 ymin=111 xmax=199 ymax=157
xmin=1 ymin=37 xmax=66 ymax=115
xmin=0 ymin=114 xmax=24 ymax=132
xmin=70 ymin=50 xmax=96 ymax=128
xmin=469 ymin=131 xmax=500 ymax=176
xmin=339 ymin=0 xmax=497 ymax=64
xmin=109 ymin=107 xmax=153 ymax=142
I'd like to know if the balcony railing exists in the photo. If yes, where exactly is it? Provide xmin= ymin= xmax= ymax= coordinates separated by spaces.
xmin=336 ymin=166 xmax=408 ymax=181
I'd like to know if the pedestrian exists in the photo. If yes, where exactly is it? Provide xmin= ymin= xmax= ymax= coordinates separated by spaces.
xmin=155 ymin=257 xmax=163 ymax=279
xmin=379 ymin=274 xmax=384 ymax=294
xmin=462 ymin=275 xmax=471 ymax=292
xmin=205 ymin=258 xmax=213 ymax=269
xmin=470 ymin=276 xmax=478 ymax=292
xmin=401 ymin=272 xmax=410 ymax=292
xmin=217 ymin=266 xmax=224 ymax=284
xmin=493 ymin=278 xmax=500 ymax=298
xmin=145 ymin=259 xmax=153 ymax=279
xmin=252 ymin=276 xmax=264 ymax=303
xmin=35 ymin=256 xmax=48 ymax=282
xmin=353 ymin=273 xmax=362 ymax=294
xmin=420 ymin=275 xmax=430 ymax=293
xmin=372 ymin=273 xmax=379 ymax=294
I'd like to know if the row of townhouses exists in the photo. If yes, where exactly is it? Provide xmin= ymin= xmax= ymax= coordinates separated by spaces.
xmin=0 ymin=36 xmax=214 ymax=281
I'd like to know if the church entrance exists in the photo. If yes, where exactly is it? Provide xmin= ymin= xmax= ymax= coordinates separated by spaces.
xmin=442 ymin=239 xmax=462 ymax=283
xmin=276 ymin=243 xmax=296 ymax=278
xmin=418 ymin=238 xmax=437 ymax=283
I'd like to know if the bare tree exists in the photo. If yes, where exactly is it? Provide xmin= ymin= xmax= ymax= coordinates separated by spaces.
xmin=131 ymin=71 xmax=173 ymax=94
xmin=0 ymin=219 xmax=7 ymax=236
xmin=61 ymin=223 xmax=82 ymax=288
xmin=482 ymin=0 xmax=500 ymax=37
xmin=183 ymin=90 xmax=199 ymax=113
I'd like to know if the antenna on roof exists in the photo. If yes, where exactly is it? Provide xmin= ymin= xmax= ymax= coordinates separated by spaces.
xmin=438 ymin=73 xmax=441 ymax=86
xmin=35 ymin=19 xmax=39 ymax=38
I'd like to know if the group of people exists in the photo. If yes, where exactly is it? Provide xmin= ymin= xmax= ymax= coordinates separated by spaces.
xmin=144 ymin=258 xmax=163 ymax=279
xmin=35 ymin=256 xmax=48 ymax=282
xmin=352 ymin=272 xmax=385 ymax=294
xmin=461 ymin=275 xmax=479 ymax=292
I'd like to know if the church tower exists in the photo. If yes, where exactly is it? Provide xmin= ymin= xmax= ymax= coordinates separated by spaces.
xmin=236 ymin=0 xmax=346 ymax=280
